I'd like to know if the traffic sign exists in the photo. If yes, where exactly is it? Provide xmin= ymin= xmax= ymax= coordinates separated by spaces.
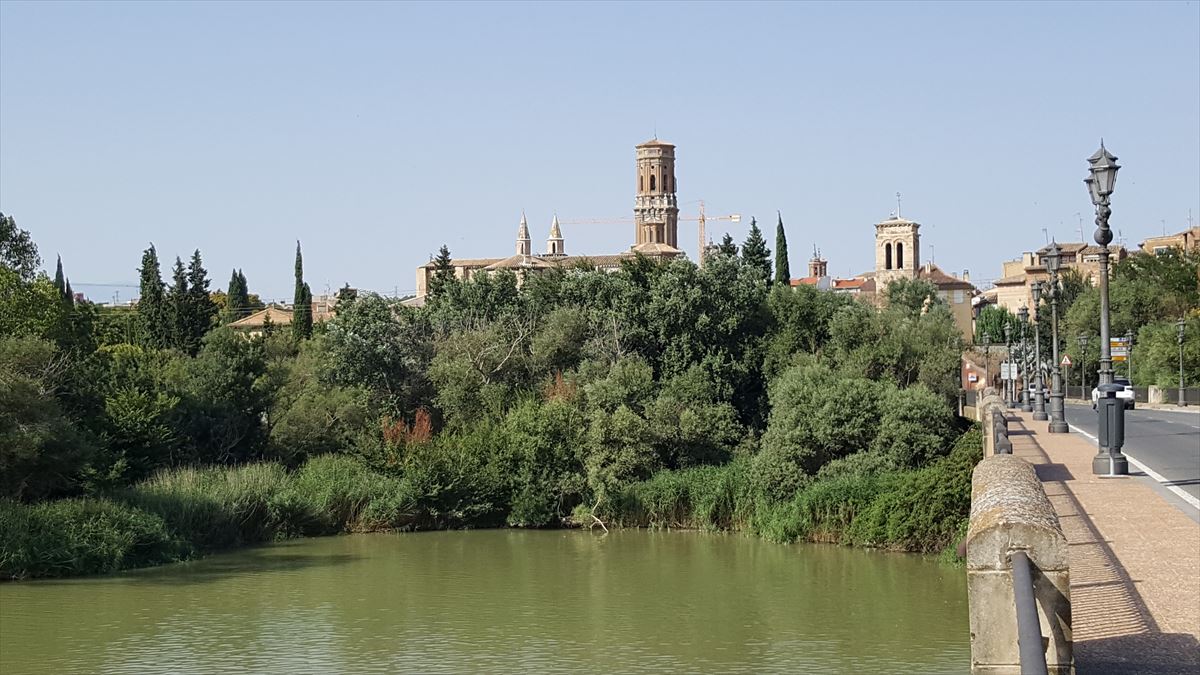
xmin=1061 ymin=354 xmax=1072 ymax=367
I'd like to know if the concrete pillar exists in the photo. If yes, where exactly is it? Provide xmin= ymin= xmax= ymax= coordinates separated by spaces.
xmin=966 ymin=456 xmax=1073 ymax=674
xmin=979 ymin=392 xmax=1005 ymax=456
xmin=1148 ymin=385 xmax=1165 ymax=405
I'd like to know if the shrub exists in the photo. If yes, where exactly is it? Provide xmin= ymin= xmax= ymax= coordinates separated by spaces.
xmin=871 ymin=385 xmax=958 ymax=468
xmin=0 ymin=497 xmax=182 ymax=579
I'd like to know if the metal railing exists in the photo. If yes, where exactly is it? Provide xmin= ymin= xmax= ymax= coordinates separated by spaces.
xmin=1010 ymin=550 xmax=1050 ymax=675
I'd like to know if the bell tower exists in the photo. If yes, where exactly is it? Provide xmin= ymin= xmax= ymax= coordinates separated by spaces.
xmin=634 ymin=139 xmax=679 ymax=248
xmin=874 ymin=215 xmax=921 ymax=286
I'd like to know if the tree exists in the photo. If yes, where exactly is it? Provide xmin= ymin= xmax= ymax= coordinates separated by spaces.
xmin=429 ymin=244 xmax=456 ymax=298
xmin=222 ymin=269 xmax=248 ymax=323
xmin=137 ymin=245 xmax=168 ymax=348
xmin=883 ymin=277 xmax=943 ymax=316
xmin=166 ymin=257 xmax=190 ymax=353
xmin=974 ymin=305 xmax=1020 ymax=346
xmin=773 ymin=212 xmax=790 ymax=285
xmin=292 ymin=241 xmax=313 ymax=340
xmin=716 ymin=233 xmax=738 ymax=257
xmin=185 ymin=249 xmax=217 ymax=353
xmin=0 ymin=213 xmax=40 ymax=281
xmin=740 ymin=218 xmax=770 ymax=282
xmin=53 ymin=256 xmax=66 ymax=299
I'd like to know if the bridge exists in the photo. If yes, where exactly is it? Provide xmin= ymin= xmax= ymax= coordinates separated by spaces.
xmin=965 ymin=391 xmax=1199 ymax=674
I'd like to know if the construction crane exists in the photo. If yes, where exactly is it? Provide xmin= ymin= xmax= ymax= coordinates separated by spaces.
xmin=560 ymin=200 xmax=740 ymax=267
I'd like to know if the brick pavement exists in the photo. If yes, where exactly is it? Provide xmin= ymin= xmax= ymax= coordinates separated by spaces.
xmin=1006 ymin=410 xmax=1200 ymax=674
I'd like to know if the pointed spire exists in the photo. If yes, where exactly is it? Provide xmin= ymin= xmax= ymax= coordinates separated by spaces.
xmin=546 ymin=214 xmax=564 ymax=256
xmin=516 ymin=211 xmax=531 ymax=256
xmin=549 ymin=214 xmax=562 ymax=239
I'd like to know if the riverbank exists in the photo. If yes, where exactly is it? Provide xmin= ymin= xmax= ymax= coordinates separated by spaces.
xmin=1 ymin=430 xmax=981 ymax=581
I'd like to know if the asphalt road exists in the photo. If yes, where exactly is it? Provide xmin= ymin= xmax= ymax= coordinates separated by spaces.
xmin=1064 ymin=402 xmax=1200 ymax=503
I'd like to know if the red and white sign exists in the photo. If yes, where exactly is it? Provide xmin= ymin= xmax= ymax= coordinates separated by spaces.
xmin=1061 ymin=354 xmax=1072 ymax=367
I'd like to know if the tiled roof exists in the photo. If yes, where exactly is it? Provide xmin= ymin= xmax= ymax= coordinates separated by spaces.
xmin=790 ymin=277 xmax=820 ymax=286
xmin=483 ymin=254 xmax=557 ymax=271
xmin=993 ymin=274 xmax=1028 ymax=286
xmin=637 ymin=138 xmax=675 ymax=147
xmin=918 ymin=263 xmax=976 ymax=290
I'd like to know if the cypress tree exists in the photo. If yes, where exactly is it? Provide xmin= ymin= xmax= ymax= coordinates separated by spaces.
xmin=293 ymin=241 xmax=313 ymax=340
xmin=167 ymin=256 xmax=189 ymax=352
xmin=740 ymin=218 xmax=771 ymax=282
xmin=223 ymin=269 xmax=243 ymax=323
xmin=186 ymin=249 xmax=216 ymax=350
xmin=236 ymin=270 xmax=251 ymax=311
xmin=63 ymin=278 xmax=74 ymax=307
xmin=138 ymin=244 xmax=168 ymax=347
xmin=429 ymin=244 xmax=455 ymax=297
xmin=53 ymin=255 xmax=66 ymax=297
xmin=774 ymin=212 xmax=791 ymax=285
xmin=716 ymin=233 xmax=738 ymax=257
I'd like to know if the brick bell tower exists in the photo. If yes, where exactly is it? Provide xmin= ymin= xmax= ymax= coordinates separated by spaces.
xmin=633 ymin=139 xmax=679 ymax=248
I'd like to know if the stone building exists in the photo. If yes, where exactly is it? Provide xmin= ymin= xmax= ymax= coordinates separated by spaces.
xmin=791 ymin=214 xmax=978 ymax=341
xmin=1138 ymin=226 xmax=1200 ymax=255
xmin=988 ymin=241 xmax=1128 ymax=314
xmin=412 ymin=139 xmax=686 ymax=300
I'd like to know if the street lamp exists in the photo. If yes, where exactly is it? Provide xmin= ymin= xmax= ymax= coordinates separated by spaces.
xmin=1178 ymin=318 xmax=1187 ymax=407
xmin=1125 ymin=329 xmax=1135 ymax=382
xmin=1078 ymin=333 xmax=1090 ymax=404
xmin=982 ymin=332 xmax=992 ymax=391
xmin=1004 ymin=323 xmax=1017 ymax=408
xmin=1031 ymin=281 xmax=1048 ymax=421
xmin=1020 ymin=305 xmax=1033 ymax=412
xmin=1086 ymin=141 xmax=1127 ymax=475
xmin=1045 ymin=241 xmax=1068 ymax=433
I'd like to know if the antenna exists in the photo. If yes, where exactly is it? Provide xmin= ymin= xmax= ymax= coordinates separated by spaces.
xmin=1075 ymin=212 xmax=1084 ymax=242
xmin=1041 ymin=227 xmax=1049 ymax=243
xmin=896 ymin=192 xmax=902 ymax=218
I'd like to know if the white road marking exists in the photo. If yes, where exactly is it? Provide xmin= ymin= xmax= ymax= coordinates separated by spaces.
xmin=1068 ymin=423 xmax=1200 ymax=511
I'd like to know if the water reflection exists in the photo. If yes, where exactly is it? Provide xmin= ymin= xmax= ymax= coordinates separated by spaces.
xmin=0 ymin=530 xmax=968 ymax=674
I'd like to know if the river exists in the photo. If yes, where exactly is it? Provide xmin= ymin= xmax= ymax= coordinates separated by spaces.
xmin=0 ymin=530 xmax=968 ymax=673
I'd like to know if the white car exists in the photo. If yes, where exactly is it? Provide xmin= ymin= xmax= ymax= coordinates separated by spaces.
xmin=1092 ymin=378 xmax=1136 ymax=410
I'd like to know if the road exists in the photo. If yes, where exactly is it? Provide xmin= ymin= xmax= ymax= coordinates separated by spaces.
xmin=1064 ymin=402 xmax=1200 ymax=505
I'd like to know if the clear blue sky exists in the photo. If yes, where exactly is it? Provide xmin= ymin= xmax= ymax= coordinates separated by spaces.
xmin=2 ymin=1 xmax=1197 ymax=302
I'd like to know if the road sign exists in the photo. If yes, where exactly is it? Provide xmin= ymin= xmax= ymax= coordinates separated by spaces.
xmin=1001 ymin=363 xmax=1017 ymax=380
xmin=1111 ymin=337 xmax=1129 ymax=346
xmin=1061 ymin=354 xmax=1072 ymax=367
xmin=1112 ymin=347 xmax=1128 ymax=357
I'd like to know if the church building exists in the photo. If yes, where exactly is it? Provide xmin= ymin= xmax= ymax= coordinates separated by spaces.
xmin=413 ymin=139 xmax=686 ymax=299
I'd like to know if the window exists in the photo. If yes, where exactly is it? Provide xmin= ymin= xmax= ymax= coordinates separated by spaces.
xmin=1153 ymin=246 xmax=1168 ymax=255
xmin=639 ymin=175 xmax=643 ymax=191
xmin=954 ymin=290 xmax=964 ymax=304
xmin=650 ymin=175 xmax=656 ymax=191
xmin=896 ymin=242 xmax=905 ymax=269
xmin=885 ymin=243 xmax=893 ymax=269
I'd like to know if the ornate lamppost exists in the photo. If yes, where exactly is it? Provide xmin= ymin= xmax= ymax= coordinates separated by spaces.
xmin=1004 ymin=323 xmax=1018 ymax=408
xmin=1020 ymin=306 xmax=1033 ymax=412
xmin=1178 ymin=318 xmax=1188 ymax=407
xmin=1031 ymin=281 xmax=1048 ymax=421
xmin=1045 ymin=242 xmax=1068 ymax=433
xmin=1085 ymin=141 xmax=1127 ymax=474
xmin=1078 ymin=333 xmax=1090 ymax=404
xmin=982 ymin=332 xmax=992 ymax=392
xmin=1125 ymin=329 xmax=1135 ymax=382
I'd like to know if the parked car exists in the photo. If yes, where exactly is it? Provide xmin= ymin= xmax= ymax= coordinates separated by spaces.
xmin=1092 ymin=378 xmax=1135 ymax=410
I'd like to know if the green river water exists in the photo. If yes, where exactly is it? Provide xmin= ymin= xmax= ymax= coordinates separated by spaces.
xmin=0 ymin=530 xmax=968 ymax=673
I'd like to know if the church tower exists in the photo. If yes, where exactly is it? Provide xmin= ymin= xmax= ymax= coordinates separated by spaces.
xmin=808 ymin=247 xmax=828 ymax=278
xmin=633 ymin=139 xmax=679 ymax=248
xmin=516 ymin=212 xmax=531 ymax=256
xmin=874 ymin=215 xmax=920 ymax=286
xmin=546 ymin=214 xmax=565 ymax=257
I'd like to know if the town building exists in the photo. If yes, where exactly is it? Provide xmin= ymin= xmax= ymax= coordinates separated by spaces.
xmin=228 ymin=296 xmax=338 ymax=337
xmin=987 ymin=241 xmax=1128 ymax=314
xmin=1138 ymin=226 xmax=1200 ymax=255
xmin=412 ymin=139 xmax=687 ymax=300
xmin=791 ymin=214 xmax=978 ymax=341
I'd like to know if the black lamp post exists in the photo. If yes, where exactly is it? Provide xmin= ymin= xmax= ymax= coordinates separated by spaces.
xmin=982 ymin=332 xmax=991 ymax=391
xmin=1078 ymin=333 xmax=1090 ymax=404
xmin=1178 ymin=318 xmax=1188 ymax=407
xmin=1031 ymin=281 xmax=1048 ymax=421
xmin=1005 ymin=323 xmax=1018 ymax=408
xmin=1045 ymin=241 xmax=1068 ymax=433
xmin=1086 ymin=141 xmax=1127 ymax=475
xmin=1020 ymin=306 xmax=1033 ymax=412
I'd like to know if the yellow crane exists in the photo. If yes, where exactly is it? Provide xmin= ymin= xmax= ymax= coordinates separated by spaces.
xmin=560 ymin=201 xmax=741 ymax=267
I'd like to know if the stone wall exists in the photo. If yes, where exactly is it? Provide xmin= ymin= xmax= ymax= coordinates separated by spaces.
xmin=966 ymin=455 xmax=1073 ymax=674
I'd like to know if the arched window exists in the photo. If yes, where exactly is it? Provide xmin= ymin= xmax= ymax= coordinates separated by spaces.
xmin=885 ymin=243 xmax=893 ymax=270
xmin=650 ymin=175 xmax=656 ymax=191
xmin=896 ymin=242 xmax=905 ymax=269
xmin=639 ymin=174 xmax=643 ymax=192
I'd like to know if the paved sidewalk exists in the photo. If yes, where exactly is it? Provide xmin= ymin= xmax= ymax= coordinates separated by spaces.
xmin=1007 ymin=410 xmax=1200 ymax=674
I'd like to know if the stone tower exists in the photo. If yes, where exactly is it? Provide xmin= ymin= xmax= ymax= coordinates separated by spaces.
xmin=634 ymin=139 xmax=679 ymax=248
xmin=874 ymin=215 xmax=921 ymax=286
xmin=546 ymin=214 xmax=565 ymax=257
xmin=808 ymin=247 xmax=828 ymax=278
xmin=516 ymin=212 xmax=531 ymax=256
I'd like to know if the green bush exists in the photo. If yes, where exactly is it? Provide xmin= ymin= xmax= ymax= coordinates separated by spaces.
xmin=871 ymin=385 xmax=958 ymax=468
xmin=284 ymin=454 xmax=408 ymax=534
xmin=0 ymin=497 xmax=182 ymax=579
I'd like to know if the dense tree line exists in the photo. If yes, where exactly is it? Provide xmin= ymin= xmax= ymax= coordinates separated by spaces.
xmin=3 ymin=212 xmax=982 ymax=577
